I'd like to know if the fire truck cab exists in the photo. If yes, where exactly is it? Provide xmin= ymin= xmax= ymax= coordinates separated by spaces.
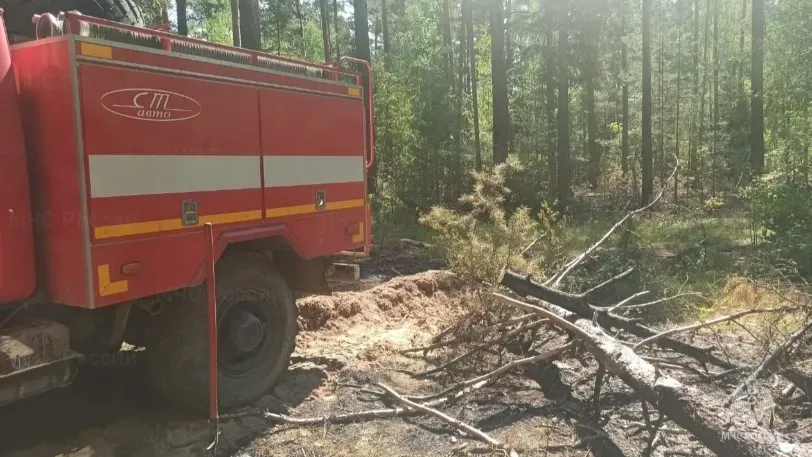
xmin=0 ymin=10 xmax=372 ymax=411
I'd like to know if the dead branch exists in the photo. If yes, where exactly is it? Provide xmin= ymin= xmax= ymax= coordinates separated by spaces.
xmin=257 ymin=375 xmax=492 ymax=426
xmin=492 ymin=292 xmax=811 ymax=457
xmin=782 ymin=367 xmax=811 ymax=399
xmin=581 ymin=268 xmax=635 ymax=298
xmin=410 ymin=343 xmax=572 ymax=401
xmin=607 ymin=291 xmax=650 ymax=313
xmin=401 ymin=314 xmax=535 ymax=355
xmin=634 ymin=307 xmax=800 ymax=350
xmin=547 ymin=160 xmax=677 ymax=288
xmin=521 ymin=233 xmax=547 ymax=258
xmin=617 ymin=292 xmax=705 ymax=312
xmin=417 ymin=319 xmax=549 ymax=377
xmin=377 ymin=383 xmax=519 ymax=457
xmin=724 ymin=318 xmax=812 ymax=407
xmin=501 ymin=271 xmax=739 ymax=369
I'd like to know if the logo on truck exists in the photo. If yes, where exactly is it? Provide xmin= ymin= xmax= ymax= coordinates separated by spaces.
xmin=100 ymin=88 xmax=202 ymax=122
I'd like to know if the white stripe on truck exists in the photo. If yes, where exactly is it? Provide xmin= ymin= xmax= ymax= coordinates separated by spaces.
xmin=88 ymin=155 xmax=364 ymax=198
xmin=263 ymin=155 xmax=365 ymax=187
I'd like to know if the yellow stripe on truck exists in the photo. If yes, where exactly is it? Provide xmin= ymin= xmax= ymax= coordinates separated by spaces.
xmin=94 ymin=209 xmax=262 ymax=240
xmin=93 ymin=200 xmax=365 ymax=240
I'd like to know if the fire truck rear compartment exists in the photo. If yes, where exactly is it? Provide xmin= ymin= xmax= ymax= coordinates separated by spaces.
xmin=2 ymin=21 xmax=370 ymax=410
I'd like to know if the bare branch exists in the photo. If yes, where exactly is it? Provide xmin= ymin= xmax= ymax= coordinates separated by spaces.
xmin=548 ymin=160 xmax=677 ymax=288
xmin=634 ymin=307 xmax=800 ymax=350
xmin=501 ymin=271 xmax=740 ymax=369
xmin=416 ymin=318 xmax=549 ymax=377
xmin=401 ymin=314 xmax=535 ymax=355
xmin=377 ymin=383 xmax=519 ymax=457
xmin=607 ymin=291 xmax=651 ymax=313
xmin=619 ymin=292 xmax=705 ymax=312
xmin=410 ymin=343 xmax=572 ymax=401
xmin=724 ymin=318 xmax=812 ymax=407
xmin=582 ymin=268 xmax=636 ymax=299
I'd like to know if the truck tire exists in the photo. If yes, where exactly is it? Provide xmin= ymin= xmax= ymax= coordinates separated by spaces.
xmin=0 ymin=0 xmax=144 ymax=37
xmin=146 ymin=252 xmax=298 ymax=412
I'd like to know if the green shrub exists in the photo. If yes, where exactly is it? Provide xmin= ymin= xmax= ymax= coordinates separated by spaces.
xmin=420 ymin=159 xmax=540 ymax=286
xmin=744 ymin=171 xmax=812 ymax=274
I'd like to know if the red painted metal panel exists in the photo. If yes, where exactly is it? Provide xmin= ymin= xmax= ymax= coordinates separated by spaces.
xmin=79 ymin=64 xmax=261 ymax=156
xmin=0 ymin=14 xmax=36 ymax=304
xmin=259 ymin=89 xmax=366 ymax=157
xmin=11 ymin=38 xmax=90 ymax=307
xmin=89 ymin=189 xmax=261 ymax=242
xmin=8 ymin=31 xmax=371 ymax=309
xmin=90 ymin=205 xmax=363 ymax=306
xmin=265 ymin=183 xmax=365 ymax=209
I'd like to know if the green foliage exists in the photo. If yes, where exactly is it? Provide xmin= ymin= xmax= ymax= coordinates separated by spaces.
xmin=745 ymin=171 xmax=812 ymax=273
xmin=420 ymin=160 xmax=539 ymax=285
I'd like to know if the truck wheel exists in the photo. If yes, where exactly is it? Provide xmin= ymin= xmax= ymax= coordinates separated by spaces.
xmin=0 ymin=0 xmax=144 ymax=37
xmin=146 ymin=253 xmax=298 ymax=411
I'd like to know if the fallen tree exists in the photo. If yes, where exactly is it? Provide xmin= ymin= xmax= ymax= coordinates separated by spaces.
xmin=492 ymin=293 xmax=811 ymax=457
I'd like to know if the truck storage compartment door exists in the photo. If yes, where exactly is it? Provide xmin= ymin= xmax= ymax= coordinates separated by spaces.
xmin=77 ymin=63 xmax=263 ymax=305
xmin=0 ymin=15 xmax=35 ymax=304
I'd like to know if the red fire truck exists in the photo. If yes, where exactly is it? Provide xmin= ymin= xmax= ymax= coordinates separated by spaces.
xmin=0 ymin=10 xmax=373 ymax=412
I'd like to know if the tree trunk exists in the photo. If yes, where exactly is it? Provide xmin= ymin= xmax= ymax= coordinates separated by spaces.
xmin=659 ymin=16 xmax=665 ymax=188
xmin=334 ymin=0 xmax=341 ymax=61
xmin=230 ymin=0 xmax=240 ymax=47
xmin=545 ymin=24 xmax=557 ymax=197
xmin=238 ymin=0 xmax=261 ymax=51
xmin=557 ymin=0 xmax=571 ymax=207
xmin=688 ymin=0 xmax=699 ymax=192
xmin=491 ymin=0 xmax=510 ymax=164
xmin=675 ymin=4 xmax=682 ymax=202
xmin=751 ymin=0 xmax=765 ymax=174
xmin=737 ymin=0 xmax=747 ymax=90
xmin=442 ymin=0 xmax=454 ymax=83
xmin=584 ymin=3 xmax=600 ymax=189
xmin=353 ymin=0 xmax=373 ymax=193
xmin=465 ymin=0 xmax=482 ymax=171
xmin=711 ymin=0 xmax=719 ymax=196
xmin=176 ymin=0 xmax=187 ymax=36
xmin=320 ymin=0 xmax=332 ymax=61
xmin=621 ymin=12 xmax=629 ymax=181
xmin=382 ymin=0 xmax=390 ymax=66
xmin=296 ymin=0 xmax=306 ymax=56
xmin=160 ymin=0 xmax=169 ymax=24
xmin=641 ymin=0 xmax=653 ymax=205
xmin=697 ymin=0 xmax=710 ymax=195
xmin=586 ymin=68 xmax=599 ymax=188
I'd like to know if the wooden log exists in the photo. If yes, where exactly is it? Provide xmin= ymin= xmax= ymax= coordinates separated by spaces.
xmin=493 ymin=293 xmax=811 ymax=457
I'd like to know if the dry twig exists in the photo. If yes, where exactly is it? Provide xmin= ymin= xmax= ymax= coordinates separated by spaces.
xmin=724 ymin=318 xmax=812 ymax=407
xmin=546 ymin=159 xmax=677 ymax=288
xmin=634 ymin=307 xmax=799 ymax=350
xmin=377 ymin=383 xmax=519 ymax=457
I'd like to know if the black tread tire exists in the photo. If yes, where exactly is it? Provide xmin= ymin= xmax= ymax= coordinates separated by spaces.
xmin=1 ymin=0 xmax=143 ymax=37
xmin=145 ymin=253 xmax=298 ymax=412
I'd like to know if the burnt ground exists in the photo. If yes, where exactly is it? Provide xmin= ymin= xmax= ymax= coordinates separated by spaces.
xmin=1 ymin=242 xmax=811 ymax=457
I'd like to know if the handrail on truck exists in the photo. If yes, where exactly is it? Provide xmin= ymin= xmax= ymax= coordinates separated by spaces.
xmin=55 ymin=11 xmax=361 ymax=83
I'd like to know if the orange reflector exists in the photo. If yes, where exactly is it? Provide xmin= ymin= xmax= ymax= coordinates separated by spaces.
xmin=347 ymin=87 xmax=361 ymax=97
xmin=80 ymin=42 xmax=113 ymax=59
xmin=121 ymin=262 xmax=142 ymax=276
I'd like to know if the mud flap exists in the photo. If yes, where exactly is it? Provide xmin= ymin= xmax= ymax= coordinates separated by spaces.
xmin=289 ymin=256 xmax=332 ymax=297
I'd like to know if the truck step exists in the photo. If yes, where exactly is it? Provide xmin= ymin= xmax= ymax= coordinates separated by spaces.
xmin=0 ymin=320 xmax=82 ymax=406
